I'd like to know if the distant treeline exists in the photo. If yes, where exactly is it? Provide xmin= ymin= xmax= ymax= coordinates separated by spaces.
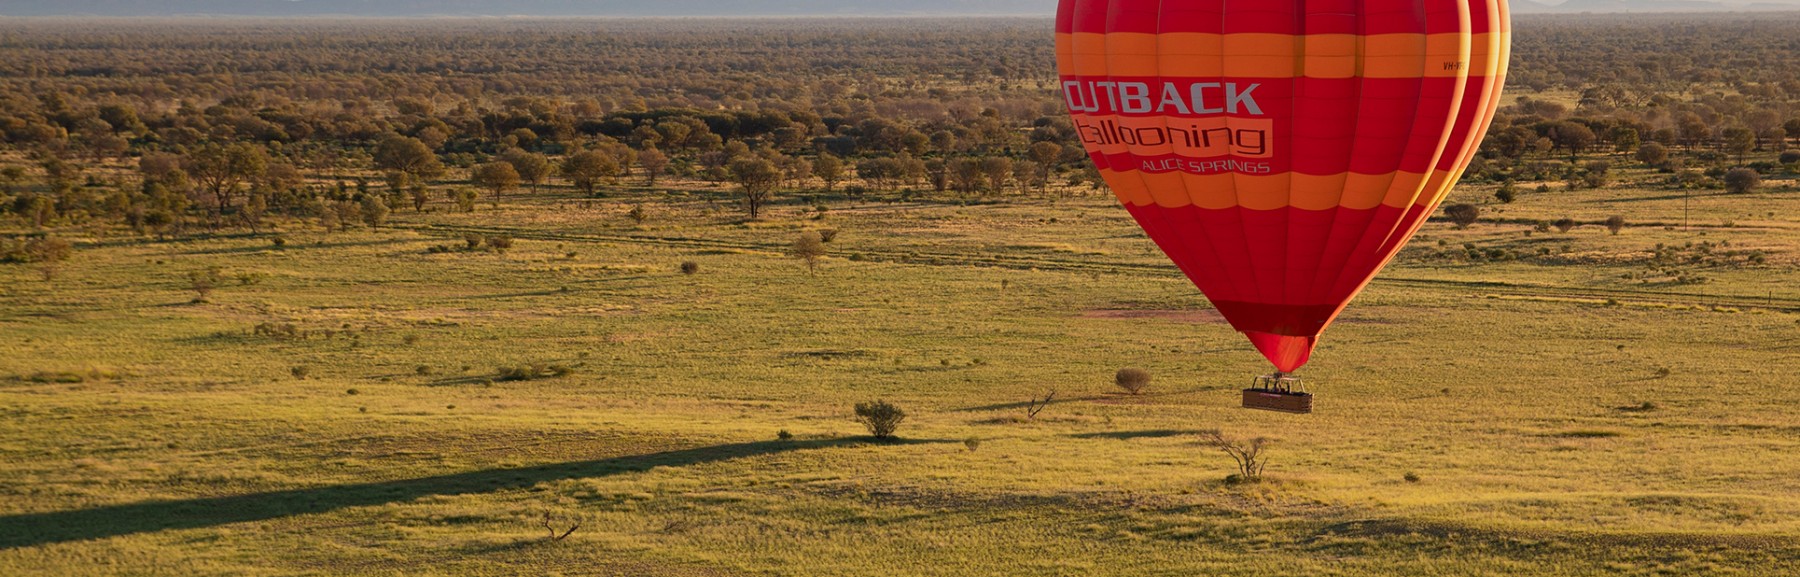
xmin=0 ymin=15 xmax=1795 ymax=236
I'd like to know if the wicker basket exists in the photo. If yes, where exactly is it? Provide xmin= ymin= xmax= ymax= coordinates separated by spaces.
xmin=1242 ymin=389 xmax=1314 ymax=414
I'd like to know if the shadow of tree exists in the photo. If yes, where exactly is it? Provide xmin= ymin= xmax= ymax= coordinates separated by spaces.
xmin=1065 ymin=429 xmax=1205 ymax=441
xmin=0 ymin=437 xmax=922 ymax=550
xmin=953 ymin=388 xmax=1216 ymax=413
xmin=172 ymin=237 xmax=419 ymax=256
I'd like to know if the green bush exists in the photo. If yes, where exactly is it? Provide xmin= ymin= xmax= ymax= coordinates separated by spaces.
xmin=497 ymin=363 xmax=576 ymax=381
xmin=1115 ymin=367 xmax=1152 ymax=395
xmin=854 ymin=400 xmax=906 ymax=439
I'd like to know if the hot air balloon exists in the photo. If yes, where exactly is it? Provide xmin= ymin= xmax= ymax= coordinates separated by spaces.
xmin=1055 ymin=0 xmax=1510 ymax=412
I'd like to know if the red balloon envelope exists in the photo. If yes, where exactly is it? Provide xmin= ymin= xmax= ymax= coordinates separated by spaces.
xmin=1056 ymin=0 xmax=1511 ymax=371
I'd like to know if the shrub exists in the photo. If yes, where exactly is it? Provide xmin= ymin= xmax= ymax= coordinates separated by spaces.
xmin=964 ymin=437 xmax=982 ymax=452
xmin=290 ymin=366 xmax=311 ymax=380
xmin=1604 ymin=215 xmax=1627 ymax=235
xmin=1583 ymin=160 xmax=1612 ymax=188
xmin=854 ymin=400 xmax=906 ymax=439
xmin=487 ymin=235 xmax=515 ymax=252
xmin=817 ymin=229 xmax=839 ymax=243
xmin=187 ymin=266 xmax=224 ymax=302
xmin=253 ymin=322 xmax=301 ymax=339
xmin=463 ymin=233 xmax=486 ymax=250
xmin=497 ymin=363 xmax=575 ymax=381
xmin=1115 ymin=367 xmax=1152 ymax=395
xmin=790 ymin=231 xmax=826 ymax=274
xmin=415 ymin=365 xmax=433 ymax=376
xmin=1444 ymin=204 xmax=1480 ymax=229
xmin=1493 ymin=183 xmax=1516 ymax=204
xmin=1404 ymin=472 xmax=1422 ymax=483
xmin=777 ymin=429 xmax=793 ymax=441
xmin=1201 ymin=430 xmax=1270 ymax=482
xmin=1723 ymin=168 xmax=1761 ymax=194
xmin=680 ymin=261 xmax=700 ymax=275
xmin=1780 ymin=150 xmax=1800 ymax=166
xmin=1553 ymin=218 xmax=1578 ymax=233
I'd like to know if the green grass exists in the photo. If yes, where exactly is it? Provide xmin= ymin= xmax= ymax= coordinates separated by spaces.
xmin=2 ymin=161 xmax=1799 ymax=575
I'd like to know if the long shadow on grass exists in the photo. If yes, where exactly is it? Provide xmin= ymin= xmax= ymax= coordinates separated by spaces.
xmin=0 ymin=437 xmax=928 ymax=550
xmin=172 ymin=237 xmax=420 ymax=256
xmin=1066 ymin=429 xmax=1205 ymax=441
xmin=954 ymin=388 xmax=1220 ymax=413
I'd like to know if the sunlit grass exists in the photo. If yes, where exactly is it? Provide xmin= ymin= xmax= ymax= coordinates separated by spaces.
xmin=2 ymin=168 xmax=1798 ymax=575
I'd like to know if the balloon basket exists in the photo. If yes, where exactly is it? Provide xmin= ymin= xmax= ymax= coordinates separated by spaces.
xmin=1243 ymin=373 xmax=1312 ymax=414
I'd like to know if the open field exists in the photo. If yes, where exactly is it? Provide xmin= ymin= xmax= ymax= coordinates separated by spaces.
xmin=4 ymin=163 xmax=1800 ymax=575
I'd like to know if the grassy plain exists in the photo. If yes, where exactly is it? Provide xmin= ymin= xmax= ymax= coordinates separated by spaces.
xmin=3 ymin=160 xmax=1800 ymax=576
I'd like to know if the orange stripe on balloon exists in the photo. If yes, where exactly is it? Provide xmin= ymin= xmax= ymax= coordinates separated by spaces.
xmin=1055 ymin=32 xmax=1502 ymax=79
xmin=1098 ymin=168 xmax=1154 ymax=206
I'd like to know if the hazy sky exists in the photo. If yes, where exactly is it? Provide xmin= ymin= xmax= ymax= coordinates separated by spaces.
xmin=3 ymin=0 xmax=1800 ymax=18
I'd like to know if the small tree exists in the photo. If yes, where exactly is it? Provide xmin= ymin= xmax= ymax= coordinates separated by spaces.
xmin=1553 ymin=218 xmax=1578 ymax=233
xmin=1115 ymin=367 xmax=1152 ymax=395
xmin=730 ymin=157 xmax=781 ymax=218
xmin=1723 ymin=168 xmax=1761 ymax=194
xmin=1635 ymin=142 xmax=1669 ymax=167
xmin=187 ymin=266 xmax=224 ymax=303
xmin=978 ymin=156 xmax=1014 ymax=195
xmin=562 ymin=150 xmax=619 ymax=196
xmin=333 ymin=199 xmax=361 ymax=231
xmin=454 ymin=189 xmax=479 ymax=212
xmin=373 ymin=134 xmax=444 ymax=181
xmin=25 ymin=237 xmax=74 ymax=281
xmin=638 ymin=147 xmax=670 ymax=186
xmin=409 ymin=185 xmax=432 ymax=211
xmin=1582 ymin=161 xmax=1612 ymax=189
xmin=471 ymin=161 xmax=521 ymax=198
xmin=1444 ymin=203 xmax=1480 ymax=229
xmin=1201 ymin=430 xmax=1271 ymax=483
xmin=361 ymin=196 xmax=390 ymax=230
xmin=1604 ymin=215 xmax=1627 ymax=236
xmin=1722 ymin=127 xmax=1755 ymax=165
xmin=501 ymin=149 xmax=552 ymax=194
xmin=790 ymin=230 xmax=826 ymax=274
xmin=813 ymin=153 xmax=845 ymax=192
xmin=854 ymin=400 xmax=905 ymax=439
